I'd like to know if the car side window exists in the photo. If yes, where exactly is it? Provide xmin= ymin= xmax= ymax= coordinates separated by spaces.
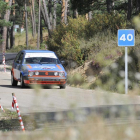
xmin=14 ymin=52 xmax=21 ymax=62
xmin=18 ymin=53 xmax=24 ymax=64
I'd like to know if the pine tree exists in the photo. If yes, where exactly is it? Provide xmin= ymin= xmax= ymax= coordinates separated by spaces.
xmin=1 ymin=0 xmax=13 ymax=53
xmin=25 ymin=0 xmax=28 ymax=47
xmin=127 ymin=0 xmax=132 ymax=20
xmin=37 ymin=0 xmax=41 ymax=49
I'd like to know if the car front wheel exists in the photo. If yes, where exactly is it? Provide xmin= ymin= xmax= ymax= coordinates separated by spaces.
xmin=20 ymin=75 xmax=25 ymax=88
xmin=60 ymin=84 xmax=66 ymax=89
xmin=11 ymin=73 xmax=18 ymax=86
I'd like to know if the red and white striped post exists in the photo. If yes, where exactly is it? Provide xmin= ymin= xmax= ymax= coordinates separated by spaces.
xmin=12 ymin=93 xmax=25 ymax=132
xmin=0 ymin=105 xmax=5 ymax=112
xmin=3 ymin=52 xmax=6 ymax=72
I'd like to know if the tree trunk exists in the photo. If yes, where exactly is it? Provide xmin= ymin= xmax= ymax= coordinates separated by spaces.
xmin=73 ymin=9 xmax=78 ymax=18
xmin=61 ymin=0 xmax=65 ymax=23
xmin=25 ymin=0 xmax=29 ymax=47
xmin=6 ymin=28 xmax=10 ymax=49
xmin=88 ymin=11 xmax=92 ymax=21
xmin=40 ymin=15 xmax=43 ymax=44
xmin=127 ymin=0 xmax=132 ymax=20
xmin=106 ymin=0 xmax=113 ymax=13
xmin=42 ymin=0 xmax=52 ymax=37
xmin=48 ymin=0 xmax=53 ymax=29
xmin=37 ymin=0 xmax=41 ymax=49
xmin=136 ymin=0 xmax=140 ymax=13
xmin=1 ymin=0 xmax=13 ymax=53
xmin=64 ymin=0 xmax=68 ymax=24
xmin=112 ymin=0 xmax=115 ymax=13
xmin=10 ymin=24 xmax=15 ymax=49
xmin=10 ymin=0 xmax=15 ymax=49
xmin=53 ymin=0 xmax=57 ymax=29
xmin=21 ymin=11 xmax=25 ymax=31
xmin=30 ymin=5 xmax=35 ymax=38
xmin=41 ymin=7 xmax=48 ymax=27
xmin=61 ymin=0 xmax=68 ymax=24
xmin=32 ymin=0 xmax=36 ymax=36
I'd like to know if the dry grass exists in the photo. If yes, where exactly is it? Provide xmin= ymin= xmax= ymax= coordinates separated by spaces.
xmin=14 ymin=30 xmax=48 ymax=47
xmin=1 ymin=116 xmax=140 ymax=140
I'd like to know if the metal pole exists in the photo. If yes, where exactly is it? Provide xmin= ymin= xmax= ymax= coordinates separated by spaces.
xmin=125 ymin=47 xmax=128 ymax=94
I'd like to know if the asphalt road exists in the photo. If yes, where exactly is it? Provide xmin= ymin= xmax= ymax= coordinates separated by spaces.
xmin=0 ymin=71 xmax=140 ymax=114
xmin=0 ymin=53 xmax=17 ymax=64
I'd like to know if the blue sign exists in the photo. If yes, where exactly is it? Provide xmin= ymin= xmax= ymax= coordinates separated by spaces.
xmin=118 ymin=29 xmax=135 ymax=46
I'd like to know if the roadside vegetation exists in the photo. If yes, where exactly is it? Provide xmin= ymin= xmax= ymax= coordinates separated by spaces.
xmin=5 ymin=13 xmax=140 ymax=94
xmin=1 ymin=113 xmax=140 ymax=140
xmin=50 ymin=14 xmax=140 ymax=94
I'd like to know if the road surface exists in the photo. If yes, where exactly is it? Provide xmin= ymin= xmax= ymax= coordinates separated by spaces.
xmin=0 ymin=71 xmax=140 ymax=114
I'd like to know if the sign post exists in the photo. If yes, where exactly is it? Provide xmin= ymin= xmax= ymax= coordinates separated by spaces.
xmin=125 ymin=47 xmax=128 ymax=94
xmin=118 ymin=29 xmax=135 ymax=94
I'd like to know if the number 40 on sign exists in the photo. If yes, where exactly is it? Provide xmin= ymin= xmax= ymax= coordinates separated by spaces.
xmin=118 ymin=29 xmax=135 ymax=47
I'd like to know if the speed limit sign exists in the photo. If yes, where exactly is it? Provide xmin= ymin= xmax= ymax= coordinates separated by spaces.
xmin=118 ymin=29 xmax=135 ymax=46
xmin=118 ymin=29 xmax=135 ymax=94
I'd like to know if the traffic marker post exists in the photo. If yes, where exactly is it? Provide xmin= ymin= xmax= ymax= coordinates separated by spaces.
xmin=12 ymin=93 xmax=25 ymax=132
xmin=118 ymin=29 xmax=135 ymax=94
xmin=0 ymin=105 xmax=5 ymax=112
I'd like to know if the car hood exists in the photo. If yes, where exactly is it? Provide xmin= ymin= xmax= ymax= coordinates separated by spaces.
xmin=23 ymin=64 xmax=66 ymax=72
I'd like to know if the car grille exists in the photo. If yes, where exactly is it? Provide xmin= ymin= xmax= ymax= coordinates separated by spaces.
xmin=38 ymin=72 xmax=54 ymax=76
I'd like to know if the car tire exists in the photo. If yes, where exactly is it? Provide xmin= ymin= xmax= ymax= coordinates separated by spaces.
xmin=60 ymin=84 xmax=66 ymax=89
xmin=20 ymin=75 xmax=25 ymax=88
xmin=11 ymin=73 xmax=18 ymax=86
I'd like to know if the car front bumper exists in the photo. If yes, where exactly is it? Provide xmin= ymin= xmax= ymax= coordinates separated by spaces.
xmin=24 ymin=77 xmax=66 ymax=85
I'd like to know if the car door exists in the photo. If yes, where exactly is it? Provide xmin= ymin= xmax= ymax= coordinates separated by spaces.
xmin=13 ymin=52 xmax=21 ymax=80
xmin=16 ymin=53 xmax=24 ymax=80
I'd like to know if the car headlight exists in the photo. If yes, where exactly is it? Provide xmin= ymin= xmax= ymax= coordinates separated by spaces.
xmin=54 ymin=72 xmax=58 ymax=76
xmin=35 ymin=71 xmax=39 ymax=75
xmin=29 ymin=71 xmax=34 ymax=76
xmin=59 ymin=72 xmax=65 ymax=77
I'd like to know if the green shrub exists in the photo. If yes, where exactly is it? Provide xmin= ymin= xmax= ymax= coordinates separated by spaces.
xmin=47 ymin=17 xmax=87 ymax=65
xmin=66 ymin=16 xmax=87 ymax=38
xmin=85 ymin=13 xmax=127 ymax=38
xmin=47 ymin=14 xmax=127 ymax=66
xmin=90 ymin=49 xmax=140 ymax=93
xmin=67 ymin=73 xmax=86 ymax=86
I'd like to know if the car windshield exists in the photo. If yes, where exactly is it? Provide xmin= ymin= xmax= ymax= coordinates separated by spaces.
xmin=23 ymin=57 xmax=60 ymax=64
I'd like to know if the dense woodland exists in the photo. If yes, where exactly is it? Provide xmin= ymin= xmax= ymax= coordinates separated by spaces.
xmin=0 ymin=0 xmax=140 ymax=59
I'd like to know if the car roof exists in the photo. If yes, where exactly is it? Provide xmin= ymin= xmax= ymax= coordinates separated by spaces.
xmin=22 ymin=50 xmax=55 ymax=53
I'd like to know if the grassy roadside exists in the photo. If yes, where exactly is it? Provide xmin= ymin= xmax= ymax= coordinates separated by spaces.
xmin=0 ymin=109 xmax=17 ymax=119
xmin=67 ymin=32 xmax=140 ymax=94
xmin=15 ymin=30 xmax=48 ymax=47
xmin=7 ymin=30 xmax=48 ymax=53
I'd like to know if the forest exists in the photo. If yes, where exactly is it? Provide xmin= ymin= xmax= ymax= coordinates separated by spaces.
xmin=0 ymin=0 xmax=139 ymax=52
